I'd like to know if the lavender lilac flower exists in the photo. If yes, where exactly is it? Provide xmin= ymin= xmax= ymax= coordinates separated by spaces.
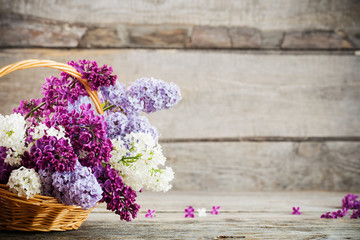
xmin=47 ymin=162 xmax=102 ymax=210
xmin=126 ymin=77 xmax=181 ymax=114
xmin=100 ymin=77 xmax=181 ymax=116
xmin=105 ymin=111 xmax=159 ymax=142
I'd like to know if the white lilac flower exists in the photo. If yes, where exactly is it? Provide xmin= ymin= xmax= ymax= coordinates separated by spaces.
xmin=30 ymin=123 xmax=67 ymax=141
xmin=7 ymin=166 xmax=42 ymax=199
xmin=109 ymin=132 xmax=174 ymax=192
xmin=197 ymin=208 xmax=207 ymax=217
xmin=0 ymin=113 xmax=27 ymax=166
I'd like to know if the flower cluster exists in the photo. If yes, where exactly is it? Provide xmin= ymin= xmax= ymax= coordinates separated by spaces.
xmin=109 ymin=132 xmax=174 ymax=192
xmin=68 ymin=60 xmax=117 ymax=91
xmin=7 ymin=166 xmax=41 ymax=199
xmin=0 ymin=113 xmax=27 ymax=166
xmin=99 ymin=77 xmax=181 ymax=142
xmin=0 ymin=59 xmax=181 ymax=221
xmin=92 ymin=164 xmax=140 ymax=221
xmin=321 ymin=193 xmax=360 ymax=219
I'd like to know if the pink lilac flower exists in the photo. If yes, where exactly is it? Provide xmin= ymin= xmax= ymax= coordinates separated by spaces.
xmin=184 ymin=206 xmax=195 ymax=218
xmin=145 ymin=209 xmax=156 ymax=218
xmin=292 ymin=206 xmax=301 ymax=215
xmin=211 ymin=206 xmax=220 ymax=215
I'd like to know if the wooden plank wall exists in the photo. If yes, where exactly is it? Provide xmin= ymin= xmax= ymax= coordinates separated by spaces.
xmin=0 ymin=0 xmax=359 ymax=191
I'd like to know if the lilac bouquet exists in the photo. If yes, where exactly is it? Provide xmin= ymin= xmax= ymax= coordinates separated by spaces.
xmin=0 ymin=60 xmax=181 ymax=221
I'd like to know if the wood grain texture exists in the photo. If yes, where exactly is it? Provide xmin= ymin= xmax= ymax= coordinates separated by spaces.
xmin=1 ymin=1 xmax=359 ymax=49
xmin=0 ymin=191 xmax=359 ymax=239
xmin=164 ymin=142 xmax=360 ymax=191
xmin=1 ymin=0 xmax=359 ymax=31
xmin=0 ymin=49 xmax=359 ymax=138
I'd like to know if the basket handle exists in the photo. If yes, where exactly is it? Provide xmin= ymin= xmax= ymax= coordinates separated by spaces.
xmin=0 ymin=59 xmax=104 ymax=115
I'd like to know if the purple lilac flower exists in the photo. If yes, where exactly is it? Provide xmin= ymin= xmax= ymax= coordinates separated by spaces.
xmin=13 ymin=98 xmax=47 ymax=125
xmin=145 ymin=209 xmax=156 ymax=218
xmin=292 ymin=206 xmax=301 ymax=215
xmin=350 ymin=209 xmax=360 ymax=219
xmin=24 ymin=135 xmax=77 ymax=172
xmin=321 ymin=209 xmax=348 ymax=219
xmin=46 ymin=105 xmax=112 ymax=168
xmin=184 ymin=206 xmax=195 ymax=218
xmin=92 ymin=164 xmax=140 ymax=221
xmin=342 ymin=193 xmax=360 ymax=209
xmin=105 ymin=111 xmax=159 ymax=142
xmin=67 ymin=60 xmax=117 ymax=91
xmin=50 ymin=161 xmax=103 ymax=210
xmin=211 ymin=206 xmax=220 ymax=215
xmin=321 ymin=193 xmax=360 ymax=219
xmin=0 ymin=147 xmax=16 ymax=184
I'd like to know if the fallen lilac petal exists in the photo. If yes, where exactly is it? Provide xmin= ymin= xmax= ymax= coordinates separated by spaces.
xmin=292 ymin=206 xmax=301 ymax=215
xmin=184 ymin=206 xmax=195 ymax=218
xmin=145 ymin=209 xmax=156 ymax=218
xmin=211 ymin=206 xmax=220 ymax=215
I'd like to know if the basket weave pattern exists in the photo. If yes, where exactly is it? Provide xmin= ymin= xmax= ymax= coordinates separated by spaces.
xmin=0 ymin=184 xmax=95 ymax=231
xmin=0 ymin=60 xmax=102 ymax=231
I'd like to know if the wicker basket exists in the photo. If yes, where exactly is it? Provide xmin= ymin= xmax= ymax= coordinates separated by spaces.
xmin=0 ymin=59 xmax=103 ymax=231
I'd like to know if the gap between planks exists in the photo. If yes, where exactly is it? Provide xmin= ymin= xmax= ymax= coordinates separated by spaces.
xmin=160 ymin=136 xmax=360 ymax=143
xmin=0 ymin=48 xmax=357 ymax=55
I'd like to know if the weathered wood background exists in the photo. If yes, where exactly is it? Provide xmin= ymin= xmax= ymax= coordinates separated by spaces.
xmin=0 ymin=0 xmax=360 ymax=192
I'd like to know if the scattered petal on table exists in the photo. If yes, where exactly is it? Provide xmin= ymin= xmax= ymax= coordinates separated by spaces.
xmin=211 ymin=206 xmax=220 ymax=215
xmin=197 ymin=208 xmax=207 ymax=217
xmin=145 ymin=209 xmax=156 ymax=218
xmin=185 ymin=206 xmax=195 ymax=218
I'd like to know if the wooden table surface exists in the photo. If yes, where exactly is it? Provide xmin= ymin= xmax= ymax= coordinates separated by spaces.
xmin=1 ymin=191 xmax=359 ymax=240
